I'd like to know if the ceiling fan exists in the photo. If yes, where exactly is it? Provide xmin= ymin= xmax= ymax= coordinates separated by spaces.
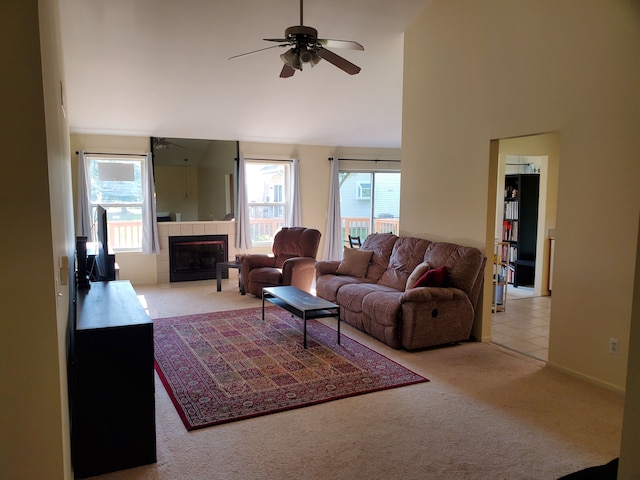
xmin=153 ymin=137 xmax=185 ymax=150
xmin=229 ymin=0 xmax=364 ymax=78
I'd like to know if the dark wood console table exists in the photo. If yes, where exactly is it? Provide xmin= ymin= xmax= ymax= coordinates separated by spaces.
xmin=72 ymin=281 xmax=156 ymax=478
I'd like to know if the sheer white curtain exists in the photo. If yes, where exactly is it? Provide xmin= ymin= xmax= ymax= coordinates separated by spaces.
xmin=141 ymin=152 xmax=160 ymax=254
xmin=322 ymin=157 xmax=343 ymax=260
xmin=236 ymin=155 xmax=252 ymax=250
xmin=289 ymin=158 xmax=301 ymax=227
xmin=76 ymin=151 xmax=92 ymax=237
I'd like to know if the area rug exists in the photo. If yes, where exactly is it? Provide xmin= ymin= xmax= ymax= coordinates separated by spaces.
xmin=154 ymin=306 xmax=428 ymax=430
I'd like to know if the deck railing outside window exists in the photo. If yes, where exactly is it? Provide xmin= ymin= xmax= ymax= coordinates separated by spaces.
xmin=104 ymin=220 xmax=142 ymax=250
xmin=341 ymin=217 xmax=399 ymax=244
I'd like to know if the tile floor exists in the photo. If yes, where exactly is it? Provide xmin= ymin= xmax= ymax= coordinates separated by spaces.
xmin=491 ymin=286 xmax=551 ymax=362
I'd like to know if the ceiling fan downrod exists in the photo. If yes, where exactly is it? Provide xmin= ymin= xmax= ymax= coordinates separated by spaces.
xmin=299 ymin=0 xmax=303 ymax=26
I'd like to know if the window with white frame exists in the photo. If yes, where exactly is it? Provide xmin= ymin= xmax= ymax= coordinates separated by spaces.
xmin=356 ymin=181 xmax=371 ymax=200
xmin=245 ymin=159 xmax=291 ymax=244
xmin=86 ymin=154 xmax=145 ymax=251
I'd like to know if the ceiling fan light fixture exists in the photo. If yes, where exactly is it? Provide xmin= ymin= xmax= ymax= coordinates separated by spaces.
xmin=310 ymin=52 xmax=321 ymax=67
xmin=298 ymin=47 xmax=322 ymax=67
xmin=280 ymin=49 xmax=302 ymax=70
xmin=299 ymin=48 xmax=312 ymax=63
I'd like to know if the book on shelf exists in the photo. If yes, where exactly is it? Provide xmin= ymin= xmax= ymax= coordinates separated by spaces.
xmin=502 ymin=220 xmax=518 ymax=241
xmin=504 ymin=200 xmax=518 ymax=220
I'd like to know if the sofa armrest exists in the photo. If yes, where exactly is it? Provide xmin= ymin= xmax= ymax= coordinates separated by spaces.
xmin=315 ymin=260 xmax=341 ymax=278
xmin=242 ymin=254 xmax=277 ymax=276
xmin=400 ymin=286 xmax=467 ymax=303
xmin=281 ymin=257 xmax=316 ymax=284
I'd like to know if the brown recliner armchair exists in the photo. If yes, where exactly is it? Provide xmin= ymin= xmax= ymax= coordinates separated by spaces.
xmin=241 ymin=227 xmax=321 ymax=297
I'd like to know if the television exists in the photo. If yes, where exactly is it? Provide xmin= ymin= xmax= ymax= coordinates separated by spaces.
xmin=94 ymin=205 xmax=111 ymax=281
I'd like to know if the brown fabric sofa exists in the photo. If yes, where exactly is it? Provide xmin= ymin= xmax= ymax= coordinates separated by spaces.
xmin=242 ymin=227 xmax=321 ymax=297
xmin=315 ymin=233 xmax=486 ymax=350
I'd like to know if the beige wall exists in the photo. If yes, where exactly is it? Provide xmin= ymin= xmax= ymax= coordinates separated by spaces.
xmin=1 ymin=0 xmax=74 ymax=478
xmin=403 ymin=0 xmax=640 ymax=393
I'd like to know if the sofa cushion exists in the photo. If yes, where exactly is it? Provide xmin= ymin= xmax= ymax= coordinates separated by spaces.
xmin=378 ymin=237 xmax=432 ymax=290
xmin=423 ymin=242 xmax=484 ymax=300
xmin=248 ymin=267 xmax=283 ymax=284
xmin=316 ymin=274 xmax=372 ymax=302
xmin=359 ymin=233 xmax=398 ymax=282
xmin=411 ymin=265 xmax=448 ymax=288
xmin=336 ymin=283 xmax=398 ymax=313
xmin=405 ymin=262 xmax=431 ymax=291
xmin=336 ymin=247 xmax=373 ymax=277
xmin=361 ymin=291 xmax=404 ymax=348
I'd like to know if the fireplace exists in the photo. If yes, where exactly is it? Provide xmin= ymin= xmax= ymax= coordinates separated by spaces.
xmin=169 ymin=235 xmax=228 ymax=282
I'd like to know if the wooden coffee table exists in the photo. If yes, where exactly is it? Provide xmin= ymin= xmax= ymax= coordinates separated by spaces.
xmin=262 ymin=286 xmax=340 ymax=349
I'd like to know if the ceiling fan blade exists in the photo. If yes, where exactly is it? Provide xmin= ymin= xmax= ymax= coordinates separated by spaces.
xmin=264 ymin=38 xmax=290 ymax=43
xmin=316 ymin=48 xmax=361 ymax=75
xmin=154 ymin=137 xmax=185 ymax=149
xmin=280 ymin=64 xmax=296 ymax=78
xmin=317 ymin=39 xmax=364 ymax=51
xmin=229 ymin=44 xmax=286 ymax=60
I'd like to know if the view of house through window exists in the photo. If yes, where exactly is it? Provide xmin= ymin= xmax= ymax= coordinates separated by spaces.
xmin=87 ymin=155 xmax=144 ymax=251
xmin=339 ymin=171 xmax=400 ymax=243
xmin=245 ymin=160 xmax=291 ymax=244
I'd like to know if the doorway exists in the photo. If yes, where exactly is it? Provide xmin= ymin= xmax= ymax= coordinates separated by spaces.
xmin=489 ymin=133 xmax=559 ymax=362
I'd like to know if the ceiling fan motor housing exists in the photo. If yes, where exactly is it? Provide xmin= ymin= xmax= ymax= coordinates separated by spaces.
xmin=285 ymin=25 xmax=318 ymax=41
xmin=285 ymin=26 xmax=319 ymax=64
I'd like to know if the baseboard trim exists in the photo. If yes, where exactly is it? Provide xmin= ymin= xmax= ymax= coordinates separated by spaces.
xmin=546 ymin=361 xmax=625 ymax=395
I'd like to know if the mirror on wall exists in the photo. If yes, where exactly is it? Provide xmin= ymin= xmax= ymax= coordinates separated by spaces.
xmin=151 ymin=137 xmax=238 ymax=222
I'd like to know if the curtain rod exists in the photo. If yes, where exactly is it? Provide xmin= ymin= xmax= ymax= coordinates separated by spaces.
xmin=235 ymin=157 xmax=293 ymax=162
xmin=76 ymin=151 xmax=148 ymax=157
xmin=329 ymin=157 xmax=401 ymax=163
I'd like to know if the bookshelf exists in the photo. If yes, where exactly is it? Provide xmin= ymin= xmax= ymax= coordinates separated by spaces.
xmin=502 ymin=174 xmax=540 ymax=287
xmin=493 ymin=241 xmax=510 ymax=312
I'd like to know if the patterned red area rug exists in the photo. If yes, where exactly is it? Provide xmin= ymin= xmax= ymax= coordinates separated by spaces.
xmin=154 ymin=306 xmax=428 ymax=430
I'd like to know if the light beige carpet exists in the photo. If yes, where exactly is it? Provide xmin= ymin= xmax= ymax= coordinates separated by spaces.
xmin=87 ymin=279 xmax=623 ymax=480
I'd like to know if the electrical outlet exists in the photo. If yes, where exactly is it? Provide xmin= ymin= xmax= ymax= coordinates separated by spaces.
xmin=609 ymin=337 xmax=620 ymax=355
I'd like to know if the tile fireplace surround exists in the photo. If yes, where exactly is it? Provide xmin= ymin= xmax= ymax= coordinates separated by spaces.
xmin=156 ymin=221 xmax=238 ymax=284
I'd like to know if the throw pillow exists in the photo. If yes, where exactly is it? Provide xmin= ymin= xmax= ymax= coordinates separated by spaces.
xmin=411 ymin=265 xmax=448 ymax=288
xmin=336 ymin=247 xmax=374 ymax=278
xmin=405 ymin=262 xmax=431 ymax=291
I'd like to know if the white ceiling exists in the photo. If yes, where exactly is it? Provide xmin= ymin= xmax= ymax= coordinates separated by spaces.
xmin=58 ymin=0 xmax=430 ymax=148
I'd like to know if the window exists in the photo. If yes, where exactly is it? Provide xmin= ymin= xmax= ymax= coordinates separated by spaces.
xmin=340 ymin=171 xmax=400 ymax=243
xmin=356 ymin=182 xmax=371 ymax=200
xmin=86 ymin=154 xmax=145 ymax=251
xmin=245 ymin=160 xmax=291 ymax=244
